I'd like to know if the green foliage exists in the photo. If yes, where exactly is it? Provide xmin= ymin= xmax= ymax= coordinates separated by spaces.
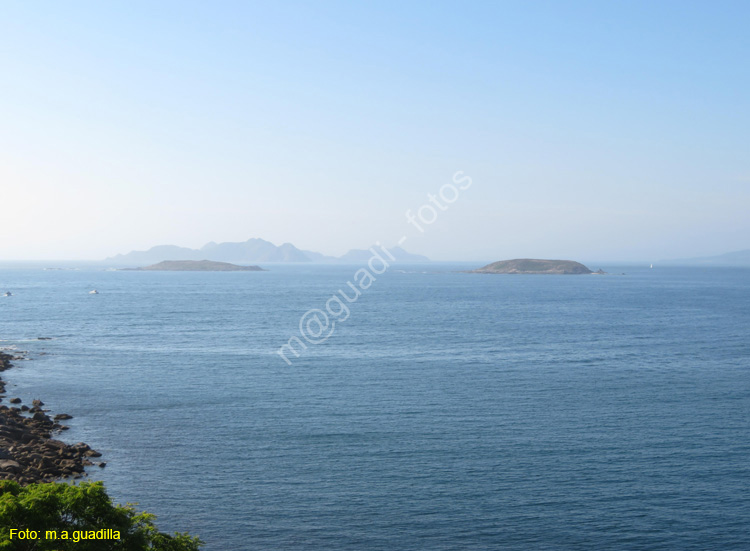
xmin=0 ymin=481 xmax=202 ymax=551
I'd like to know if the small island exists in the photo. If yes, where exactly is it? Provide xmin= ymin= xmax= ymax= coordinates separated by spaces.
xmin=472 ymin=259 xmax=599 ymax=275
xmin=126 ymin=260 xmax=265 ymax=272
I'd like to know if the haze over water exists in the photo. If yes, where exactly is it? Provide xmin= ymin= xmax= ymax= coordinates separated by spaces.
xmin=2 ymin=2 xmax=749 ymax=262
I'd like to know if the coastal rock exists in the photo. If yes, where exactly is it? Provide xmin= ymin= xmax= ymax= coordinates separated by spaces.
xmin=0 ymin=459 xmax=22 ymax=473
xmin=0 ymin=351 xmax=102 ymax=485
xmin=9 ymin=397 xmax=21 ymax=404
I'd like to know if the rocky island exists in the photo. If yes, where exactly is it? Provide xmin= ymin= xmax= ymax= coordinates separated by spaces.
xmin=472 ymin=259 xmax=599 ymax=274
xmin=126 ymin=260 xmax=265 ymax=271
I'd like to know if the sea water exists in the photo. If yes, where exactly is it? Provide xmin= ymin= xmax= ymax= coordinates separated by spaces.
xmin=1 ymin=263 xmax=748 ymax=550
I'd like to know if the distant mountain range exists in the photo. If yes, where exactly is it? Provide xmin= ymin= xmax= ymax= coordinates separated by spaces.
xmin=105 ymin=238 xmax=430 ymax=265
xmin=663 ymin=249 xmax=750 ymax=266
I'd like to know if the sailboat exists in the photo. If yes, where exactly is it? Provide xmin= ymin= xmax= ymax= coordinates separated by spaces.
xmin=650 ymin=264 xmax=653 ymax=269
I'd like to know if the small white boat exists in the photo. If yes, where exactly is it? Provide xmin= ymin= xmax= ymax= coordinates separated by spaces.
xmin=3 ymin=291 xmax=11 ymax=297
xmin=89 ymin=290 xmax=99 ymax=294
xmin=650 ymin=264 xmax=653 ymax=269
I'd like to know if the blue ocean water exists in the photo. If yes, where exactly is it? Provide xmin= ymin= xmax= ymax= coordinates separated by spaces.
xmin=1 ymin=263 xmax=748 ymax=550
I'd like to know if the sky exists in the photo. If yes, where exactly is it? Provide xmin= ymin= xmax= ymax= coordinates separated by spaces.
xmin=1 ymin=0 xmax=748 ymax=262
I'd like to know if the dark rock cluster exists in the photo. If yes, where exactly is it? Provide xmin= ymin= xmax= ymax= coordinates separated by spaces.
xmin=0 ymin=350 xmax=104 ymax=485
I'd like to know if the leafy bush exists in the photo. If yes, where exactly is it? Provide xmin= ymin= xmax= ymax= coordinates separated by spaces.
xmin=0 ymin=480 xmax=202 ymax=550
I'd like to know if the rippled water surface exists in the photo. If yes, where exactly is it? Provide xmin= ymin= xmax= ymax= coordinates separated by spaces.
xmin=1 ymin=263 xmax=748 ymax=550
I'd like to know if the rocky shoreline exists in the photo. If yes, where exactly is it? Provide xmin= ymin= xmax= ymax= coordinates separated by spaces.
xmin=0 ymin=349 xmax=104 ymax=485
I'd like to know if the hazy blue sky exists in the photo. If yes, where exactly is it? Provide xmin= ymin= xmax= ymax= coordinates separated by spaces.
xmin=2 ymin=1 xmax=748 ymax=261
